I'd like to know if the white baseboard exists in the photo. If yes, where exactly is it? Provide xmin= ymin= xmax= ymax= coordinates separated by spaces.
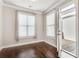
xmin=0 ymin=40 xmax=44 ymax=50
xmin=0 ymin=40 xmax=57 ymax=51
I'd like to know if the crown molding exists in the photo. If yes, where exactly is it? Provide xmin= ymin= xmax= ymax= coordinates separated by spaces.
xmin=3 ymin=0 xmax=43 ymax=14
xmin=43 ymin=0 xmax=72 ymax=14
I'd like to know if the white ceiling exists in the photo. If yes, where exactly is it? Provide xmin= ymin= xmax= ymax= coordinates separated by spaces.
xmin=3 ymin=0 xmax=60 ymax=12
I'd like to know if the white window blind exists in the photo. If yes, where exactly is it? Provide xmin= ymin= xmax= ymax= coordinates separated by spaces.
xmin=17 ymin=12 xmax=35 ymax=38
xmin=46 ymin=13 xmax=55 ymax=37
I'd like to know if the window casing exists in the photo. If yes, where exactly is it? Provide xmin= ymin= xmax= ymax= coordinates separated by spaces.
xmin=17 ymin=12 xmax=36 ymax=39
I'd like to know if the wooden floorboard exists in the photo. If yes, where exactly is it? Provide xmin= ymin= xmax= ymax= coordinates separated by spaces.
xmin=0 ymin=42 xmax=58 ymax=58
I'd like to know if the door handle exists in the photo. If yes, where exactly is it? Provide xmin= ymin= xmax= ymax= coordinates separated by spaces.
xmin=57 ymin=34 xmax=61 ymax=35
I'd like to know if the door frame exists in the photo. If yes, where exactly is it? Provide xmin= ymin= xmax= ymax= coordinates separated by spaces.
xmin=73 ymin=0 xmax=79 ymax=57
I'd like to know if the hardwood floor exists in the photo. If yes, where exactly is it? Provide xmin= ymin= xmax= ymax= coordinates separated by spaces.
xmin=0 ymin=42 xmax=58 ymax=58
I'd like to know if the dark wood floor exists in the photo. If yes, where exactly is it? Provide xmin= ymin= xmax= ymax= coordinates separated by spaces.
xmin=0 ymin=42 xmax=58 ymax=58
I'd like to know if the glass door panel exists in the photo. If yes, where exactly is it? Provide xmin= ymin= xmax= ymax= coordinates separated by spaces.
xmin=60 ymin=1 xmax=77 ymax=56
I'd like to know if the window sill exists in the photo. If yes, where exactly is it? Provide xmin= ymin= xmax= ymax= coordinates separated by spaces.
xmin=18 ymin=36 xmax=36 ymax=39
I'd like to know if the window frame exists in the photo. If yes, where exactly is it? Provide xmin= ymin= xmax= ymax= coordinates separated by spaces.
xmin=45 ymin=11 xmax=56 ymax=38
xmin=16 ymin=11 xmax=37 ymax=40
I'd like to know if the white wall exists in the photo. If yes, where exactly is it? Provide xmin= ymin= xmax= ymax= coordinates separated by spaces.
xmin=2 ymin=6 xmax=16 ymax=45
xmin=0 ymin=0 xmax=3 ymax=47
xmin=36 ymin=14 xmax=44 ymax=41
xmin=2 ymin=6 xmax=57 ymax=48
xmin=2 ymin=6 xmax=45 ymax=46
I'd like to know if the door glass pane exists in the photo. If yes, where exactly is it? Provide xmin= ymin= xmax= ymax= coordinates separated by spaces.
xmin=61 ymin=3 xmax=76 ymax=56
xmin=63 ymin=17 xmax=76 ymax=41
xmin=62 ymin=16 xmax=76 ymax=55
xmin=28 ymin=26 xmax=35 ymax=36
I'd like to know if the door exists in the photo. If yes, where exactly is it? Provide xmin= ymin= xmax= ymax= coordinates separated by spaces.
xmin=57 ymin=1 xmax=77 ymax=57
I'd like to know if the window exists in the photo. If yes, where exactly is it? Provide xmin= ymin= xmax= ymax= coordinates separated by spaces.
xmin=17 ymin=12 xmax=35 ymax=38
xmin=46 ymin=13 xmax=55 ymax=37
